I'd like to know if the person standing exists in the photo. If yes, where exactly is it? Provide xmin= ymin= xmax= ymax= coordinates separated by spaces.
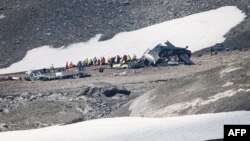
xmin=84 ymin=58 xmax=89 ymax=66
xmin=65 ymin=61 xmax=69 ymax=70
xmin=122 ymin=54 xmax=127 ymax=63
xmin=132 ymin=54 xmax=137 ymax=61
xmin=77 ymin=61 xmax=84 ymax=71
xmin=50 ymin=64 xmax=55 ymax=73
xmin=93 ymin=57 xmax=97 ymax=66
xmin=69 ymin=61 xmax=74 ymax=68
xmin=127 ymin=55 xmax=131 ymax=62
xmin=88 ymin=58 xmax=93 ymax=66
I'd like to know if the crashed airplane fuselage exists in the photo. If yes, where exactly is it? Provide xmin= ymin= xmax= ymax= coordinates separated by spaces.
xmin=129 ymin=41 xmax=194 ymax=68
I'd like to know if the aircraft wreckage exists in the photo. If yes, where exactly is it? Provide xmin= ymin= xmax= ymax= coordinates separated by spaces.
xmin=129 ymin=41 xmax=194 ymax=68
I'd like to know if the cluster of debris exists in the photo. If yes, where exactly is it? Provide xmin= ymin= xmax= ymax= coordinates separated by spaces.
xmin=0 ymin=76 xmax=22 ymax=81
xmin=24 ymin=71 xmax=91 ymax=81
xmin=129 ymin=41 xmax=194 ymax=68
xmin=0 ymin=41 xmax=195 ymax=81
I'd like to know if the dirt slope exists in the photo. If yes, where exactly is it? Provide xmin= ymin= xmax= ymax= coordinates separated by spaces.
xmin=117 ymin=54 xmax=250 ymax=117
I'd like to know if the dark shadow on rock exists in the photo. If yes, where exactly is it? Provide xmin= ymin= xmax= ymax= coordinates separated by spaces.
xmin=79 ymin=82 xmax=131 ymax=97
xmin=64 ymin=117 xmax=85 ymax=125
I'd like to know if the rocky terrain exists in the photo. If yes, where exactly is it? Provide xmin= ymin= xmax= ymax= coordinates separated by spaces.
xmin=0 ymin=0 xmax=250 ymax=68
xmin=1 ymin=0 xmax=250 ymax=135
xmin=113 ymin=53 xmax=250 ymax=117
xmin=0 ymin=50 xmax=250 ymax=132
xmin=0 ymin=82 xmax=131 ymax=131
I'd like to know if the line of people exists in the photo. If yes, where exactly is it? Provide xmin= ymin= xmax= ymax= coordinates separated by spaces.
xmin=64 ymin=54 xmax=137 ymax=71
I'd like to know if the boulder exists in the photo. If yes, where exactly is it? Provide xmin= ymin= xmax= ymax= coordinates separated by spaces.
xmin=0 ymin=123 xmax=8 ymax=131
xmin=79 ymin=82 xmax=130 ymax=97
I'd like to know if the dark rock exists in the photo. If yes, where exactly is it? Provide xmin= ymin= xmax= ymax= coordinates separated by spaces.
xmin=20 ymin=92 xmax=31 ymax=98
xmin=47 ymin=93 xmax=63 ymax=101
xmin=5 ymin=96 xmax=14 ymax=100
xmin=37 ymin=93 xmax=43 ymax=98
xmin=120 ymin=0 xmax=130 ymax=6
xmin=79 ymin=82 xmax=130 ymax=97
xmin=216 ymin=0 xmax=222 ymax=3
xmin=99 ymin=33 xmax=115 ymax=41
xmin=3 ymin=108 xmax=9 ymax=114
xmin=29 ymin=122 xmax=41 ymax=128
xmin=65 ymin=117 xmax=85 ymax=125
xmin=0 ymin=6 xmax=6 ymax=10
xmin=0 ymin=123 xmax=8 ymax=131
xmin=29 ymin=95 xmax=37 ymax=101
xmin=12 ymin=39 xmax=21 ymax=44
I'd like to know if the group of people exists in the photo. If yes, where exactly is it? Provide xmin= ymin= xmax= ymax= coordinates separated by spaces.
xmin=64 ymin=54 xmax=137 ymax=71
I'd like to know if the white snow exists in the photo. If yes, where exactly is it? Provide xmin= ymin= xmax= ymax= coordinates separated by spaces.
xmin=223 ymin=82 xmax=234 ymax=87
xmin=0 ymin=6 xmax=246 ymax=74
xmin=0 ymin=111 xmax=250 ymax=141
xmin=0 ymin=14 xmax=5 ymax=20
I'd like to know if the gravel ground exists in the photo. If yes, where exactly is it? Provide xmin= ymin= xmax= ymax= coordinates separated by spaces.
xmin=0 ymin=51 xmax=249 ymax=132
xmin=1 ymin=51 xmax=249 ymax=97
xmin=112 ymin=51 xmax=250 ymax=117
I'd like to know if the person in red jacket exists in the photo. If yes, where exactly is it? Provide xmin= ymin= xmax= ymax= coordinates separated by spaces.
xmin=69 ymin=61 xmax=75 ymax=68
xmin=100 ymin=57 xmax=106 ymax=65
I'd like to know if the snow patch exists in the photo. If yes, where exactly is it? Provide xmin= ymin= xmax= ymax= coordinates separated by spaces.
xmin=0 ymin=111 xmax=250 ymax=141
xmin=0 ymin=6 xmax=246 ymax=74
xmin=222 ymin=82 xmax=234 ymax=87
xmin=0 ymin=14 xmax=5 ymax=20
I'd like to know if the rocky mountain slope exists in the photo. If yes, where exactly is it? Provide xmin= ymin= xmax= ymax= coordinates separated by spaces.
xmin=1 ymin=51 xmax=249 ymax=132
xmin=111 ymin=54 xmax=250 ymax=117
xmin=0 ymin=0 xmax=250 ymax=68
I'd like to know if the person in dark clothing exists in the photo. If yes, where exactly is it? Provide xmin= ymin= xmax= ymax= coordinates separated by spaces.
xmin=77 ymin=61 xmax=84 ymax=71
xmin=115 ymin=55 xmax=121 ymax=63
xmin=108 ymin=57 xmax=113 ymax=69
xmin=65 ymin=61 xmax=69 ymax=70
xmin=111 ymin=57 xmax=115 ymax=64
xmin=93 ymin=57 xmax=97 ymax=65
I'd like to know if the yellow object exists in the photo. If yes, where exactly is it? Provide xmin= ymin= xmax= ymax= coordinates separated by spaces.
xmin=113 ymin=64 xmax=121 ymax=69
